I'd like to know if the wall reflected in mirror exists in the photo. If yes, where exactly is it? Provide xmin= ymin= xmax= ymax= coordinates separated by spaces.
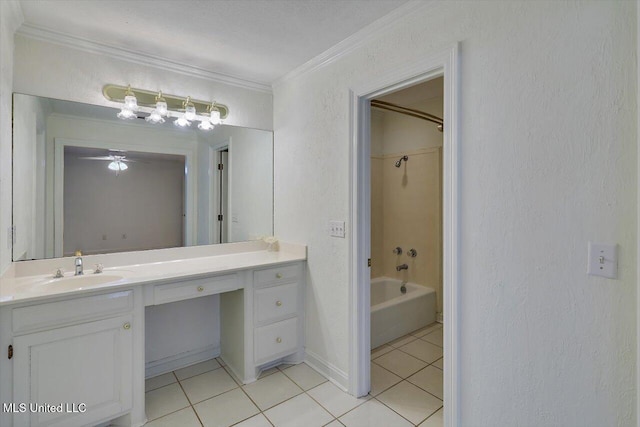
xmin=12 ymin=93 xmax=273 ymax=261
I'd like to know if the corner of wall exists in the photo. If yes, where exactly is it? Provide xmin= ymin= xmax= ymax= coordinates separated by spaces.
xmin=0 ymin=0 xmax=24 ymax=275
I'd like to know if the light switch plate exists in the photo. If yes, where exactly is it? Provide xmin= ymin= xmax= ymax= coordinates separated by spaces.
xmin=329 ymin=221 xmax=345 ymax=238
xmin=587 ymin=242 xmax=618 ymax=279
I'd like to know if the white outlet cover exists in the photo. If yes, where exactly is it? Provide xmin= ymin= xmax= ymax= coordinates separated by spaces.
xmin=587 ymin=242 xmax=618 ymax=279
xmin=329 ymin=220 xmax=346 ymax=238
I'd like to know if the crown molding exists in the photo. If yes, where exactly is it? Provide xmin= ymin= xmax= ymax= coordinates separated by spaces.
xmin=16 ymin=23 xmax=272 ymax=94
xmin=272 ymin=0 xmax=435 ymax=88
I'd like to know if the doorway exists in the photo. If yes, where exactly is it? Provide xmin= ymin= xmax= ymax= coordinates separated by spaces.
xmin=349 ymin=45 xmax=459 ymax=425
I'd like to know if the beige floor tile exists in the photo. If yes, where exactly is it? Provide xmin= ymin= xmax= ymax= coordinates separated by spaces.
xmin=223 ymin=365 xmax=244 ymax=386
xmin=419 ymin=408 xmax=443 ymax=427
xmin=180 ymin=367 xmax=238 ymax=404
xmin=407 ymin=366 xmax=443 ymax=399
xmin=264 ymin=393 xmax=333 ymax=427
xmin=421 ymin=328 xmax=443 ymax=348
xmin=432 ymin=357 xmax=443 ymax=370
xmin=194 ymin=388 xmax=259 ymax=427
xmin=372 ymin=349 xmax=427 ymax=379
xmin=216 ymin=357 xmax=226 ymax=367
xmin=145 ymin=383 xmax=190 ymax=421
xmin=143 ymin=407 xmax=200 ymax=427
xmin=145 ymin=372 xmax=177 ymax=392
xmin=411 ymin=323 xmax=442 ymax=338
xmin=243 ymin=371 xmax=302 ymax=410
xmin=339 ymin=399 xmax=412 ymax=427
xmin=282 ymin=363 xmax=327 ymax=390
xmin=398 ymin=339 xmax=443 ymax=364
xmin=370 ymin=363 xmax=401 ymax=396
xmin=376 ymin=381 xmax=442 ymax=425
xmin=307 ymin=381 xmax=369 ymax=417
xmin=387 ymin=334 xmax=417 ymax=348
xmin=370 ymin=345 xmax=393 ymax=360
xmin=175 ymin=359 xmax=221 ymax=381
xmin=234 ymin=413 xmax=273 ymax=427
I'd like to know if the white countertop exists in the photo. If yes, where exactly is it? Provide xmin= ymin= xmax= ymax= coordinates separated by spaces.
xmin=0 ymin=241 xmax=306 ymax=306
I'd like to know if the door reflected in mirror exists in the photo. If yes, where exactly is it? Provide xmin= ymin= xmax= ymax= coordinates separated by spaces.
xmin=12 ymin=93 xmax=273 ymax=261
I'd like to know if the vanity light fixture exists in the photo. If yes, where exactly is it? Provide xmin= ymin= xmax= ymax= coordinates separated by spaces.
xmin=197 ymin=103 xmax=222 ymax=131
xmin=104 ymin=84 xmax=229 ymax=129
xmin=174 ymin=97 xmax=195 ymax=127
xmin=145 ymin=92 xmax=167 ymax=124
xmin=116 ymin=86 xmax=138 ymax=120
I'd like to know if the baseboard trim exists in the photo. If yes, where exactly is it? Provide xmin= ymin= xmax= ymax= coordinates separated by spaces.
xmin=145 ymin=345 xmax=220 ymax=378
xmin=305 ymin=349 xmax=349 ymax=392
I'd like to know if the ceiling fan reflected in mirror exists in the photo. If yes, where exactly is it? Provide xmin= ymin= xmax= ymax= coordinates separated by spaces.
xmin=78 ymin=150 xmax=136 ymax=175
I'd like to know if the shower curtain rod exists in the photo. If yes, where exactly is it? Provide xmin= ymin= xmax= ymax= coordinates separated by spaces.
xmin=370 ymin=99 xmax=443 ymax=130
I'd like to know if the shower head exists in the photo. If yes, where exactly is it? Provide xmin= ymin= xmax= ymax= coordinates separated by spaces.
xmin=395 ymin=155 xmax=408 ymax=168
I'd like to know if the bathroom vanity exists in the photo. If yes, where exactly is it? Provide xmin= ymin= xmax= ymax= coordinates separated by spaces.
xmin=0 ymin=241 xmax=306 ymax=427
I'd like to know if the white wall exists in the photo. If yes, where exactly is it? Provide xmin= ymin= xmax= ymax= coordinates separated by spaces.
xmin=207 ymin=126 xmax=274 ymax=241
xmin=13 ymin=36 xmax=273 ymax=131
xmin=63 ymin=152 xmax=185 ymax=256
xmin=0 ymin=1 xmax=22 ymax=273
xmin=274 ymin=1 xmax=637 ymax=425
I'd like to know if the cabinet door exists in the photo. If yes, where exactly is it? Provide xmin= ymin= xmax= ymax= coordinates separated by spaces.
xmin=12 ymin=315 xmax=133 ymax=427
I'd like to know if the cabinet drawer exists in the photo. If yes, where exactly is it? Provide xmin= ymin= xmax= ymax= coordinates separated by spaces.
xmin=12 ymin=290 xmax=133 ymax=334
xmin=153 ymin=273 xmax=239 ymax=305
xmin=254 ymin=317 xmax=298 ymax=364
xmin=254 ymin=264 xmax=301 ymax=287
xmin=254 ymin=283 xmax=298 ymax=325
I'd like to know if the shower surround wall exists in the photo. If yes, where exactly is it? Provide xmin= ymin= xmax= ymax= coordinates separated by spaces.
xmin=371 ymin=96 xmax=443 ymax=313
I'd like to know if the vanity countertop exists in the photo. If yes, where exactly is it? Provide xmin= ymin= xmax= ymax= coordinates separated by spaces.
xmin=0 ymin=241 xmax=306 ymax=306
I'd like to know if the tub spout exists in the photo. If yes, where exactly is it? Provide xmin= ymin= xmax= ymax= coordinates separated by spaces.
xmin=396 ymin=264 xmax=408 ymax=271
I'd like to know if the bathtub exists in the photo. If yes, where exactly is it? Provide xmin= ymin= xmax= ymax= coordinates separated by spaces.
xmin=370 ymin=277 xmax=436 ymax=349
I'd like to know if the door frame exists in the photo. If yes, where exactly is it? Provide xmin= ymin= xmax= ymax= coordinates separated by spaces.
xmin=348 ymin=43 xmax=460 ymax=425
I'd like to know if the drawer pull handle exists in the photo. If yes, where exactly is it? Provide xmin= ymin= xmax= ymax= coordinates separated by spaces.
xmin=197 ymin=286 xmax=204 ymax=292
xmin=276 ymin=300 xmax=282 ymax=307
xmin=276 ymin=337 xmax=282 ymax=343
xmin=276 ymin=273 xmax=283 ymax=279
xmin=123 ymin=322 xmax=131 ymax=330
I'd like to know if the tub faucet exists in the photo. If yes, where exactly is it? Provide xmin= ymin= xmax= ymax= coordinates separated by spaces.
xmin=74 ymin=251 xmax=83 ymax=276
xmin=396 ymin=264 xmax=408 ymax=271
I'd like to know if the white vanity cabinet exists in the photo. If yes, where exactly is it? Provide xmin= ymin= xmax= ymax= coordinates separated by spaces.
xmin=221 ymin=261 xmax=305 ymax=383
xmin=0 ymin=289 xmax=144 ymax=427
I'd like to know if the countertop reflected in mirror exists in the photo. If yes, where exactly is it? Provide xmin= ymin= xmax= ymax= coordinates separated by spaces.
xmin=12 ymin=93 xmax=273 ymax=262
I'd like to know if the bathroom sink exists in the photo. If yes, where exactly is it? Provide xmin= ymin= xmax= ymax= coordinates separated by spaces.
xmin=16 ymin=274 xmax=126 ymax=294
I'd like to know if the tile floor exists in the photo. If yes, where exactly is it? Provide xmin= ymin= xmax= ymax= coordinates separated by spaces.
xmin=143 ymin=323 xmax=443 ymax=427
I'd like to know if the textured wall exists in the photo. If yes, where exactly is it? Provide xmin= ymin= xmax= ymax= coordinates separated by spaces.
xmin=274 ymin=1 xmax=637 ymax=425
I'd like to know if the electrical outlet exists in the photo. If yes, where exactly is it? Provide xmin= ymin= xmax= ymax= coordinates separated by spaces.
xmin=329 ymin=220 xmax=345 ymax=238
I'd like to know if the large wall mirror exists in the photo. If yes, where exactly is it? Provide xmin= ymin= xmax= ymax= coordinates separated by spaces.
xmin=12 ymin=93 xmax=273 ymax=261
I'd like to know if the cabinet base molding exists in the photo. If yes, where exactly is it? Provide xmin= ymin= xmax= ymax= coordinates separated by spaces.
xmin=145 ymin=345 xmax=220 ymax=378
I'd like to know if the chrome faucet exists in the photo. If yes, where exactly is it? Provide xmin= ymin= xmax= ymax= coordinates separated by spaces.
xmin=74 ymin=251 xmax=84 ymax=276
xmin=396 ymin=264 xmax=408 ymax=271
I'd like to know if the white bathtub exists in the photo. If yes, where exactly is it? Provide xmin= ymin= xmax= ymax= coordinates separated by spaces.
xmin=370 ymin=277 xmax=436 ymax=349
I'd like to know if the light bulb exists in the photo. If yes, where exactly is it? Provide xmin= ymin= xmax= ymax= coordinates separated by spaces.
xmin=209 ymin=109 xmax=221 ymax=125
xmin=117 ymin=108 xmax=137 ymax=120
xmin=174 ymin=115 xmax=191 ymax=127
xmin=184 ymin=104 xmax=196 ymax=121
xmin=119 ymin=162 xmax=128 ymax=171
xmin=108 ymin=161 xmax=119 ymax=171
xmin=145 ymin=110 xmax=165 ymax=124
xmin=155 ymin=100 xmax=167 ymax=116
xmin=124 ymin=94 xmax=138 ymax=111
xmin=198 ymin=118 xmax=214 ymax=131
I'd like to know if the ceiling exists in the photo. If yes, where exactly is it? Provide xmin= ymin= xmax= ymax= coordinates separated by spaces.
xmin=18 ymin=0 xmax=409 ymax=86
